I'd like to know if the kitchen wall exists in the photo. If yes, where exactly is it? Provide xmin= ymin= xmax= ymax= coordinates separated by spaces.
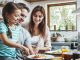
xmin=77 ymin=0 xmax=80 ymax=32
xmin=14 ymin=0 xmax=30 ymax=7
xmin=77 ymin=0 xmax=80 ymax=44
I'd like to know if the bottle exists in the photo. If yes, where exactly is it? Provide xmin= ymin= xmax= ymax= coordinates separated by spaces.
xmin=54 ymin=25 xmax=56 ymax=31
xmin=72 ymin=49 xmax=79 ymax=60
xmin=72 ymin=26 xmax=74 ymax=31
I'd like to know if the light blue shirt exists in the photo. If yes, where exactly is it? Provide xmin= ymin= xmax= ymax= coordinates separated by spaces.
xmin=16 ymin=25 xmax=31 ymax=59
xmin=0 ymin=21 xmax=20 ymax=57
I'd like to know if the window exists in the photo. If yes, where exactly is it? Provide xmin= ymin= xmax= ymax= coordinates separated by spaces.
xmin=47 ymin=2 xmax=76 ymax=31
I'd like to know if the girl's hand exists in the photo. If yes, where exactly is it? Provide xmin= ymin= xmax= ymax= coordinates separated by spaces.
xmin=20 ymin=46 xmax=30 ymax=56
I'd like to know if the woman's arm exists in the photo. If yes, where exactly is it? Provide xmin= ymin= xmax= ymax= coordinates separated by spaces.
xmin=44 ymin=27 xmax=52 ymax=50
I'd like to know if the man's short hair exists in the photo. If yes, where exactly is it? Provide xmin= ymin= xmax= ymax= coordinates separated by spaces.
xmin=17 ymin=3 xmax=30 ymax=12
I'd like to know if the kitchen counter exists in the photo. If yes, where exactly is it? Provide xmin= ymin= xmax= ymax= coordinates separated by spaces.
xmin=51 ymin=42 xmax=72 ymax=45
xmin=51 ymin=42 xmax=78 ymax=50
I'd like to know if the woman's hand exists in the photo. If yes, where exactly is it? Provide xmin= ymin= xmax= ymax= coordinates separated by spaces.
xmin=33 ymin=47 xmax=39 ymax=54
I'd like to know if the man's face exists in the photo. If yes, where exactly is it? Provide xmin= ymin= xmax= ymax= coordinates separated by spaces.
xmin=19 ymin=9 xmax=28 ymax=25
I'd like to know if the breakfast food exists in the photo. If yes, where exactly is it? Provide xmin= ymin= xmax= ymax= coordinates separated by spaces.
xmin=32 ymin=54 xmax=46 ymax=59
xmin=62 ymin=48 xmax=70 ymax=52
xmin=52 ymin=50 xmax=62 ymax=54
xmin=53 ymin=49 xmax=70 ymax=54
xmin=45 ymin=48 xmax=70 ymax=55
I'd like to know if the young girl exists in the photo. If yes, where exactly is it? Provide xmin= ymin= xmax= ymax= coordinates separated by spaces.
xmin=0 ymin=2 xmax=30 ymax=60
xmin=27 ymin=6 xmax=51 ymax=54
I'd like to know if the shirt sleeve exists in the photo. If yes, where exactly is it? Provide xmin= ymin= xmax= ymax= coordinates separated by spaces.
xmin=0 ymin=22 xmax=7 ymax=34
xmin=24 ymin=38 xmax=32 ymax=45
xmin=21 ymin=27 xmax=32 ymax=45
xmin=22 ymin=27 xmax=31 ymax=39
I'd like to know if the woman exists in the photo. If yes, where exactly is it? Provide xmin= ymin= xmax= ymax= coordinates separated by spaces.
xmin=27 ymin=5 xmax=51 ymax=54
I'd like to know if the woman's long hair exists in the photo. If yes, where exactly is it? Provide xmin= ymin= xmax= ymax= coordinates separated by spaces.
xmin=2 ymin=2 xmax=19 ymax=38
xmin=29 ymin=6 xmax=46 ymax=37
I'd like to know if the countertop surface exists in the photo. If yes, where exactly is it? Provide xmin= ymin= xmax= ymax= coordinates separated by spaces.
xmin=51 ymin=42 xmax=77 ymax=45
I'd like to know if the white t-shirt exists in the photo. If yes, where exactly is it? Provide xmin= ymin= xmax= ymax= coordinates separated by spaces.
xmin=29 ymin=35 xmax=46 ymax=48
xmin=26 ymin=27 xmax=52 ymax=50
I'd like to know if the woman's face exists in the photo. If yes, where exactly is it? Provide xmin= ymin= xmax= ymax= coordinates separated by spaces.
xmin=6 ymin=9 xmax=21 ymax=25
xmin=33 ymin=11 xmax=44 ymax=25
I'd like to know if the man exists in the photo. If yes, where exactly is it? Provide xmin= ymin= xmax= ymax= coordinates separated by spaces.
xmin=17 ymin=3 xmax=30 ymax=25
xmin=16 ymin=3 xmax=34 ymax=60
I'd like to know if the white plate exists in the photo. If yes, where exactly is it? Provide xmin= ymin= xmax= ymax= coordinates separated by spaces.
xmin=63 ymin=51 xmax=80 ymax=55
xmin=45 ymin=51 xmax=54 ymax=54
xmin=27 ymin=54 xmax=54 ymax=59
xmin=63 ymin=52 xmax=73 ymax=55
xmin=45 ymin=50 xmax=62 ymax=55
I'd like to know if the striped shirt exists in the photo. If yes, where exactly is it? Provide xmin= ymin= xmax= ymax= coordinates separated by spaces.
xmin=0 ymin=21 xmax=20 ymax=57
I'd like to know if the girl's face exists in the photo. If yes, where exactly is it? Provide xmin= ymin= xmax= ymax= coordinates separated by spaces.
xmin=33 ymin=11 xmax=44 ymax=25
xmin=6 ymin=9 xmax=21 ymax=25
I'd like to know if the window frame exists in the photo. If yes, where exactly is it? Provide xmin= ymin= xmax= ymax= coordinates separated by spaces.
xmin=47 ymin=2 xmax=77 ymax=31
